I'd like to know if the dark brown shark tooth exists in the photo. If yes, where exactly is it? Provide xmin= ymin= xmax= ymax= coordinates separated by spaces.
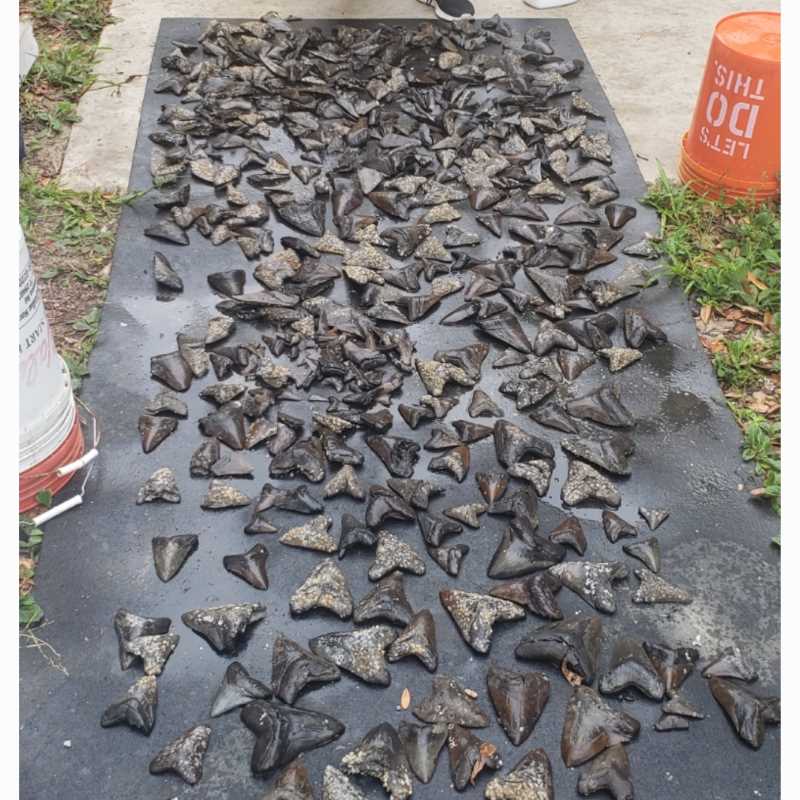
xmin=101 ymin=675 xmax=158 ymax=735
xmin=280 ymin=515 xmax=337 ymax=554
xmin=398 ymin=403 xmax=436 ymax=429
xmin=149 ymin=725 xmax=210 ymax=785
xmin=702 ymin=646 xmax=758 ymax=682
xmin=323 ymin=465 xmax=365 ymax=501
xmin=632 ymin=569 xmax=692 ymax=605
xmin=309 ymin=625 xmax=397 ymax=686
xmin=434 ymin=342 xmax=490 ymax=382
xmin=551 ymin=561 xmax=628 ymax=614
xmin=447 ymin=724 xmax=503 ymax=792
xmin=576 ymin=744 xmax=634 ymax=800
xmin=468 ymin=389 xmax=503 ymax=418
xmin=365 ymin=485 xmax=416 ymax=529
xmin=488 ymin=528 xmax=565 ymax=579
xmin=533 ymin=320 xmax=578 ymax=356
xmin=387 ymin=609 xmax=439 ymax=672
xmin=623 ymin=308 xmax=667 ymax=348
xmin=413 ymin=675 xmax=490 ymax=728
xmin=566 ymin=384 xmax=634 ymax=429
xmin=208 ymin=269 xmax=247 ymax=297
xmin=182 ymin=603 xmax=265 ymax=654
xmin=263 ymin=758 xmax=315 ymax=800
xmin=424 ymin=423 xmax=462 ymax=450
xmin=242 ymin=700 xmax=345 ymax=775
xmin=152 ymin=534 xmax=197 ymax=582
xmin=478 ymin=310 xmax=533 ymax=353
xmin=622 ymin=536 xmax=661 ymax=573
xmin=440 ymin=589 xmax=526 ymax=654
xmin=476 ymin=471 xmax=509 ymax=511
xmin=643 ymin=642 xmax=699 ymax=694
xmin=138 ymin=414 xmax=178 ymax=454
xmin=562 ymin=461 xmax=622 ymax=508
xmin=494 ymin=419 xmax=555 ymax=467
xmin=136 ymin=467 xmax=181 ymax=504
xmin=367 ymin=435 xmax=421 ymax=478
xmin=638 ymin=506 xmax=669 ymax=530
xmin=491 ymin=571 xmax=564 ymax=620
xmin=270 ymin=439 xmax=327 ymax=483
xmin=210 ymin=449 xmax=254 ymax=478
xmin=387 ymin=478 xmax=442 ymax=510
xmin=601 ymin=511 xmax=638 ymax=542
xmin=353 ymin=571 xmax=415 ymax=627
xmin=271 ymin=635 xmax=341 ymax=705
xmin=211 ymin=661 xmax=271 ymax=718
xmin=369 ymin=531 xmax=426 ymax=580
xmin=145 ymin=389 xmax=188 ymax=418
xmin=360 ymin=408 xmax=393 ymax=433
xmin=201 ymin=479 xmax=251 ymax=510
xmin=199 ymin=405 xmax=247 ymax=450
xmin=599 ymin=638 xmax=666 ymax=700
xmin=398 ymin=721 xmax=447 ymax=783
xmin=485 ymin=747 xmax=554 ymax=800
xmin=419 ymin=394 xmax=459 ymax=419
xmin=709 ymin=678 xmax=780 ymax=749
xmin=444 ymin=503 xmax=487 ymax=529
xmin=256 ymin=483 xmax=323 ymax=515
xmin=548 ymin=516 xmax=587 ymax=555
xmin=604 ymin=203 xmax=637 ymax=229
xmin=153 ymin=251 xmax=183 ymax=294
xmin=290 ymin=560 xmax=353 ymax=620
xmin=555 ymin=202 xmax=601 ymax=225
xmin=340 ymin=723 xmax=413 ymax=800
xmin=428 ymin=445 xmax=471 ymax=482
xmin=417 ymin=510 xmax=462 ymax=547
xmin=144 ymin=220 xmax=190 ymax=245
xmin=151 ymin=350 xmax=193 ymax=392
xmin=428 ymin=543 xmax=470 ymax=576
xmin=662 ymin=693 xmax=705 ymax=719
xmin=274 ymin=199 xmax=327 ymax=237
xmin=487 ymin=662 xmax=550 ymax=746
xmin=453 ymin=420 xmax=494 ymax=445
xmin=561 ymin=686 xmax=640 ymax=768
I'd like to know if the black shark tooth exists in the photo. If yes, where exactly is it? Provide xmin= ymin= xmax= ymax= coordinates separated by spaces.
xmin=136 ymin=467 xmax=181 ymax=504
xmin=662 ymin=693 xmax=705 ymax=719
xmin=145 ymin=220 xmax=190 ymax=246
xmin=477 ymin=471 xmax=509 ymax=511
xmin=491 ymin=488 xmax=540 ymax=534
xmin=280 ymin=515 xmax=337 ymax=553
xmin=485 ymin=747 xmax=554 ymax=800
xmin=576 ymin=744 xmax=634 ymax=799
xmin=561 ymin=686 xmax=640 ymax=767
xmin=151 ymin=351 xmax=192 ymax=392
xmin=702 ymin=646 xmax=758 ymax=682
xmin=478 ymin=311 xmax=533 ymax=353
xmin=201 ymin=479 xmax=251 ymax=510
xmin=632 ymin=569 xmax=692 ymax=605
xmin=153 ymin=251 xmax=183 ymax=294
xmin=494 ymin=419 xmax=555 ymax=467
xmin=145 ymin=389 xmax=188 ymax=417
xmin=533 ymin=320 xmax=578 ymax=356
xmin=241 ymin=699 xmax=345 ymax=775
xmin=338 ymin=513 xmax=379 ymax=559
xmin=428 ymin=444 xmax=471 ymax=482
xmin=580 ymin=177 xmax=619 ymax=207
xmin=257 ymin=483 xmax=323 ymax=515
xmin=477 ymin=212 xmax=503 ymax=237
xmin=387 ymin=609 xmax=439 ymax=672
xmin=638 ymin=506 xmax=669 ymax=530
xmin=417 ymin=510 xmax=463 ymax=547
xmin=398 ymin=721 xmax=447 ymax=783
xmin=490 ymin=571 xmax=564 ymax=620
xmin=149 ymin=725 xmax=210 ymax=785
xmin=557 ymin=349 xmax=596 ymax=381
xmin=562 ymin=461 xmax=622 ymax=508
xmin=555 ymin=203 xmax=601 ymax=225
xmin=604 ymin=203 xmax=637 ymax=229
xmin=387 ymin=478 xmax=443 ymax=510
xmin=566 ymin=384 xmax=634 ymax=429
xmin=152 ymin=534 xmax=197 ymax=582
xmin=644 ymin=642 xmax=700 ymax=694
xmin=708 ymin=678 xmax=780 ymax=749
xmin=210 ymin=449 xmax=254 ymax=478
xmin=444 ymin=502 xmax=487 ymax=529
xmin=340 ymin=722 xmax=413 ymax=800
xmin=562 ymin=434 xmax=635 ymax=476
xmin=369 ymin=532 xmax=426 ymax=580
xmin=367 ymin=435 xmax=421 ymax=478
xmin=622 ymin=537 xmax=661 ymax=572
xmin=181 ymin=603 xmax=266 ymax=654
xmin=550 ymin=561 xmax=628 ymax=614
xmin=654 ymin=713 xmax=689 ymax=732
xmin=548 ymin=516 xmax=587 ymax=555
xmin=275 ymin=199 xmax=327 ymax=237
xmin=602 ymin=511 xmax=638 ymax=543
xmin=113 ymin=608 xmax=173 ymax=671
xmin=199 ymin=406 xmax=247 ymax=450
xmin=309 ymin=625 xmax=397 ymax=686
xmin=366 ymin=485 xmax=416 ymax=529
xmin=413 ymin=675 xmax=490 ymax=728
xmin=353 ymin=571 xmax=415 ymax=627
xmin=440 ymin=589 xmax=525 ymax=654
xmin=447 ymin=724 xmax=503 ymax=792
xmin=270 ymin=439 xmax=327 ymax=483
xmin=623 ymin=308 xmax=667 ymax=348
xmin=469 ymin=389 xmax=504 ymax=418
xmin=271 ymin=636 xmax=341 ymax=705
xmin=263 ymin=758 xmax=315 ymax=800
xmin=101 ymin=675 xmax=158 ymax=735
xmin=399 ymin=403 xmax=436 ymax=429
xmin=424 ymin=423 xmax=462 ymax=450
xmin=428 ymin=543 xmax=470 ymax=576
xmin=487 ymin=662 xmax=550 ymax=746
xmin=208 ymin=269 xmax=247 ymax=297
xmin=453 ymin=420 xmax=493 ymax=443
xmin=211 ymin=661 xmax=271 ymax=717
xmin=488 ymin=527 xmax=565 ymax=579
xmin=599 ymin=638 xmax=666 ymax=700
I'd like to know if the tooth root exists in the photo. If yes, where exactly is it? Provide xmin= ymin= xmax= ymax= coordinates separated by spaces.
xmin=149 ymin=725 xmax=211 ymax=785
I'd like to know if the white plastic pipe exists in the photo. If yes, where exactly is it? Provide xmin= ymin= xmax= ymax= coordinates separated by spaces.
xmin=55 ymin=448 xmax=99 ymax=477
xmin=32 ymin=495 xmax=83 ymax=526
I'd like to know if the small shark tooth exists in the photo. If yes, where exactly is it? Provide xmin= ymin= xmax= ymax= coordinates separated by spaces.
xmin=440 ymin=589 xmax=525 ymax=654
xmin=149 ymin=725 xmax=211 ymax=785
xmin=387 ymin=478 xmax=443 ymax=510
xmin=181 ymin=603 xmax=265 ymax=654
xmin=643 ymin=643 xmax=699 ymax=694
xmin=623 ymin=537 xmax=661 ymax=572
xmin=190 ymin=440 xmax=220 ymax=477
xmin=662 ymin=692 xmax=705 ymax=719
xmin=602 ymin=511 xmax=638 ymax=543
xmin=605 ymin=203 xmax=636 ymax=229
xmin=488 ymin=527 xmax=565 ymax=579
xmin=369 ymin=532 xmax=426 ymax=580
xmin=201 ymin=479 xmax=251 ymax=509
xmin=256 ymin=483 xmax=323 ymax=514
xmin=487 ymin=662 xmax=550 ymax=746
xmin=417 ymin=510 xmax=462 ymax=547
xmin=153 ymin=253 xmax=184 ymax=295
xmin=309 ymin=625 xmax=397 ymax=686
xmin=263 ymin=758 xmax=315 ymax=800
xmin=623 ymin=235 xmax=660 ymax=259
xmin=150 ymin=350 xmax=192 ymax=391
xmin=271 ymin=635 xmax=341 ymax=705
xmin=124 ymin=634 xmax=179 ymax=676
xmin=280 ymin=515 xmax=337 ymax=553
xmin=152 ymin=535 xmax=198 ymax=582
xmin=623 ymin=308 xmax=667 ymax=348
xmin=477 ymin=471 xmax=509 ymax=511
xmin=367 ymin=435 xmax=421 ymax=478
xmin=447 ymin=724 xmax=503 ymax=791
xmin=469 ymin=389 xmax=504 ymax=418
xmin=444 ymin=502 xmax=487 ymax=529
xmin=576 ymin=744 xmax=634 ymax=799
xmin=145 ymin=390 xmax=188 ymax=417
xmin=290 ymin=560 xmax=353 ymax=619
xmin=702 ymin=646 xmax=758 ymax=682
xmin=420 ymin=394 xmax=459 ymax=419
xmin=200 ymin=382 xmax=246 ymax=405
xmin=709 ymin=678 xmax=780 ymax=749
xmin=428 ymin=543 xmax=470 ymax=576
xmin=638 ymin=506 xmax=669 ymax=530
xmin=113 ymin=609 xmax=172 ymax=670
xmin=485 ymin=747 xmax=554 ymax=800
xmin=551 ymin=561 xmax=628 ymax=614
xmin=366 ymin=485 xmax=416 ymax=529
xmin=223 ymin=543 xmax=269 ymax=590
xmin=490 ymin=571 xmax=564 ymax=620
xmin=138 ymin=415 xmax=178 ymax=453
xmin=424 ymin=423 xmax=462 ymax=450
xmin=398 ymin=721 xmax=447 ymax=783
xmin=205 ymin=315 xmax=235 ymax=346
xmin=655 ymin=713 xmax=689 ymax=732
xmin=101 ymin=675 xmax=158 ymax=735
xmin=323 ymin=766 xmax=367 ymax=800
xmin=597 ymin=347 xmax=642 ymax=372
xmin=507 ymin=459 xmax=554 ymax=497
xmin=428 ymin=444 xmax=471 ymax=482
xmin=136 ymin=467 xmax=181 ymax=504
xmin=631 ymin=569 xmax=691 ymax=605
xmin=338 ymin=513 xmax=379 ymax=559
xmin=453 ymin=420 xmax=494 ymax=444
xmin=547 ymin=516 xmax=587 ymax=555
xmin=413 ymin=675 xmax=490 ymax=728
xmin=562 ymin=461 xmax=621 ymax=508
xmin=341 ymin=723 xmax=413 ymax=800
xmin=354 ymin=572 xmax=415 ymax=627
xmin=494 ymin=420 xmax=554 ymax=467
xmin=599 ymin=638 xmax=666 ymax=700
xmin=210 ymin=661 xmax=271 ymax=717
xmin=387 ymin=609 xmax=438 ymax=672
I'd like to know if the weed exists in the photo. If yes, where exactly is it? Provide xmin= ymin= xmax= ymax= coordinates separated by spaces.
xmin=23 ymin=41 xmax=99 ymax=98
xmin=19 ymin=516 xmax=45 ymax=626
xmin=712 ymin=329 xmax=780 ymax=391
xmin=29 ymin=0 xmax=112 ymax=41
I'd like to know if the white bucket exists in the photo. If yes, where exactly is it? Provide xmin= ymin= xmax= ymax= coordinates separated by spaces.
xmin=19 ymin=225 xmax=77 ymax=473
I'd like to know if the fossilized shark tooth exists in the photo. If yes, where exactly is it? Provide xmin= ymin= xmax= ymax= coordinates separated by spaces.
xmin=309 ymin=625 xmax=397 ymax=686
xmin=138 ymin=415 xmax=178 ymax=453
xmin=547 ymin=516 xmax=587 ymax=555
xmin=322 ymin=433 xmax=364 ymax=467
xmin=550 ymin=561 xmax=628 ymax=614
xmin=447 ymin=724 xmax=503 ymax=791
xmin=211 ymin=661 xmax=271 ymax=717
xmin=145 ymin=220 xmax=190 ymax=246
xmin=623 ymin=235 xmax=660 ymax=259
xmin=417 ymin=510 xmax=462 ymax=547
xmin=275 ymin=199 xmax=327 ymax=237
xmin=485 ymin=747 xmax=554 ymax=800
xmin=256 ymin=484 xmax=322 ymax=515
xmin=488 ymin=528 xmax=565 ymax=579
xmin=557 ymin=349 xmax=595 ymax=381
xmin=113 ymin=609 xmax=172 ymax=671
xmin=201 ymin=479 xmax=251 ymax=510
xmin=476 ymin=211 xmax=503 ymax=237
xmin=145 ymin=389 xmax=188 ymax=418
xmin=638 ymin=506 xmax=669 ymax=530
xmin=444 ymin=502 xmax=487 ymax=529
xmin=353 ymin=572 xmax=415 ymax=627
xmin=477 ymin=471 xmax=509 ymax=511
xmin=623 ymin=537 xmax=661 ymax=573
xmin=599 ymin=638 xmax=665 ymax=700
xmin=487 ymin=662 xmax=550 ymax=746
xmin=468 ymin=389 xmax=503 ymax=418
xmin=398 ymin=721 xmax=447 ymax=784
xmin=555 ymin=202 xmax=601 ymax=226
xmin=702 ymin=646 xmax=758 ymax=682
xmin=280 ymin=515 xmax=337 ymax=553
xmin=478 ymin=311 xmax=533 ymax=353
xmin=644 ymin=642 xmax=700 ymax=694
xmin=200 ymin=382 xmax=246 ymax=405
xmin=340 ymin=722 xmax=413 ymax=800
xmin=507 ymin=459 xmax=554 ymax=497
xmin=152 ymin=534 xmax=197 ymax=582
xmin=366 ymin=485 xmax=416 ymax=529
xmin=708 ymin=678 xmax=780 ymax=749
xmin=440 ymin=589 xmax=525 ymax=654
xmin=662 ymin=692 xmax=705 ymax=719
xmin=576 ymin=744 xmax=634 ymax=799
xmin=562 ymin=434 xmax=635 ymax=476
xmin=337 ymin=513 xmax=378 ymax=559
xmin=369 ymin=532 xmax=426 ymax=580
xmin=222 ymin=543 xmax=269 ymax=590
xmin=271 ymin=635 xmax=341 ymax=705
xmin=415 ymin=358 xmax=472 ymax=397
xmin=270 ymin=439 xmax=327 ymax=482
xmin=597 ymin=346 xmax=642 ymax=372
xmin=199 ymin=405 xmax=248 ymax=450
xmin=290 ymin=560 xmax=353 ymax=620
xmin=205 ymin=315 xmax=235 ymax=346
xmin=490 ymin=571 xmax=564 ymax=620
xmin=566 ymin=384 xmax=634 ymax=429
xmin=387 ymin=478 xmax=442 ymax=510
xmin=623 ymin=308 xmax=667 ymax=348
xmin=101 ymin=675 xmax=158 ymax=734
xmin=181 ymin=603 xmax=266 ymax=654
xmin=604 ymin=203 xmax=637 ymax=229
xmin=602 ymin=511 xmax=638 ymax=542
xmin=654 ymin=713 xmax=689 ymax=732
xmin=494 ymin=420 xmax=554 ymax=466
xmin=423 ymin=423 xmax=462 ymax=451
xmin=381 ymin=224 xmax=431 ymax=258
xmin=533 ymin=320 xmax=578 ymax=357
xmin=428 ymin=444 xmax=470 ymax=482
xmin=562 ymin=461 xmax=621 ymax=507
xmin=242 ymin=700 xmax=345 ymax=775
xmin=398 ymin=403 xmax=435 ymax=430
xmin=494 ymin=349 xmax=530 ymax=369
xmin=263 ymin=758 xmax=315 ymax=800
xmin=387 ymin=609 xmax=438 ymax=672
xmin=323 ymin=765 xmax=367 ymax=800
xmin=428 ymin=543 xmax=470 ymax=576
xmin=367 ymin=435 xmax=421 ymax=478
xmin=419 ymin=394 xmax=459 ymax=419
xmin=208 ymin=269 xmax=247 ymax=297
xmin=434 ymin=342 xmax=490 ymax=383
xmin=211 ymin=449 xmax=254 ymax=478
xmin=561 ymin=686 xmax=640 ymax=767
xmin=528 ymin=402 xmax=577 ymax=434
xmin=413 ymin=675 xmax=490 ymax=728
xmin=580 ymin=177 xmax=619 ymax=207
xmin=136 ymin=467 xmax=181 ymax=504
xmin=632 ymin=569 xmax=691 ymax=605
xmin=499 ymin=376 xmax=557 ymax=412
xmin=176 ymin=334 xmax=209 ymax=378
xmin=149 ymin=725 xmax=210 ymax=785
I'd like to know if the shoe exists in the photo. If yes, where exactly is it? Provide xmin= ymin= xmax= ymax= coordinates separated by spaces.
xmin=416 ymin=0 xmax=475 ymax=21
xmin=524 ymin=0 xmax=579 ymax=8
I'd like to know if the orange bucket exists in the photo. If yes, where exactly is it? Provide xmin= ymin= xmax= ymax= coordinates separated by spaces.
xmin=679 ymin=11 xmax=780 ymax=202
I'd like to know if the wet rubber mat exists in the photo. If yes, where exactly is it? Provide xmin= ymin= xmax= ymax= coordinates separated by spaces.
xmin=19 ymin=17 xmax=779 ymax=800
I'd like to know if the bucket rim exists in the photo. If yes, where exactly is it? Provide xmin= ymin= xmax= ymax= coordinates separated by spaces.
xmin=714 ymin=10 xmax=781 ymax=65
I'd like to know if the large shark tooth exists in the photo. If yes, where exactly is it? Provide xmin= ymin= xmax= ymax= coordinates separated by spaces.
xmin=477 ymin=471 xmax=509 ymax=511
xmin=145 ymin=389 xmax=188 ymax=418
xmin=309 ymin=625 xmax=397 ymax=686
xmin=280 ymin=515 xmax=337 ymax=553
xmin=387 ymin=478 xmax=443 ymax=510
xmin=208 ymin=269 xmax=246 ymax=297
xmin=662 ymin=692 xmax=705 ymax=719
xmin=263 ymin=758 xmax=315 ymax=800
xmin=101 ymin=675 xmax=158 ymax=735
xmin=367 ymin=435 xmax=421 ymax=478
xmin=211 ymin=661 xmax=271 ymax=717
xmin=241 ymin=700 xmax=345 ymax=775
xmin=417 ymin=510 xmax=462 ymax=547
xmin=632 ymin=569 xmax=692 ymax=604
xmin=150 ymin=350 xmax=193 ymax=391
xmin=561 ymin=434 xmax=635 ymax=476
xmin=149 ymin=725 xmax=210 ymax=785
xmin=515 ymin=616 xmax=603 ymax=684
xmin=341 ymin=723 xmax=413 ymax=800
xmin=428 ymin=445 xmax=470 ymax=482
xmin=366 ymin=485 xmax=416 ymax=529
xmin=491 ymin=489 xmax=540 ymax=537
xmin=485 ymin=747 xmax=554 ymax=800
xmin=176 ymin=334 xmax=209 ymax=378
xmin=494 ymin=420 xmax=554 ymax=467
xmin=415 ymin=358 xmax=472 ymax=396
xmin=576 ymin=744 xmax=634 ymax=800
xmin=529 ymin=402 xmax=579 ymax=434
xmin=533 ymin=320 xmax=578 ymax=356
xmin=708 ymin=678 xmax=780 ymax=750
xmin=440 ymin=589 xmax=525 ymax=654
xmin=152 ymin=534 xmax=198 ymax=582
xmin=566 ymin=384 xmax=634 ymax=428
xmin=447 ymin=724 xmax=503 ymax=791
xmin=478 ymin=311 xmax=533 ymax=353
xmin=414 ymin=675 xmax=490 ymax=728
xmin=113 ymin=608 xmax=172 ymax=670
xmin=644 ymin=642 xmax=700 ymax=694
xmin=444 ymin=503 xmax=487 ymax=529
xmin=353 ymin=572 xmax=415 ymax=627
xmin=623 ymin=536 xmax=661 ymax=572
xmin=488 ymin=528 xmax=565 ymax=579
xmin=638 ymin=506 xmax=670 ymax=530
xmin=271 ymin=636 xmax=341 ymax=705
xmin=138 ymin=415 xmax=178 ymax=453
xmin=434 ymin=342 xmax=490 ymax=382
xmin=275 ymin=199 xmax=327 ymax=237
xmin=487 ymin=662 xmax=550 ymax=746
xmin=398 ymin=721 xmax=447 ymax=783
xmin=323 ymin=765 xmax=368 ymax=800
xmin=201 ymin=479 xmax=251 ymax=509
xmin=599 ymin=639 xmax=666 ymax=700
xmin=490 ymin=571 xmax=564 ymax=620
xmin=257 ymin=483 xmax=323 ymax=515
xmin=702 ymin=646 xmax=758 ymax=682
xmin=387 ymin=609 xmax=438 ymax=672
xmin=369 ymin=532 xmax=426 ymax=580
xmin=290 ymin=560 xmax=353 ymax=619
xmin=548 ymin=516 xmax=587 ymax=555
xmin=562 ymin=461 xmax=621 ymax=507
xmin=623 ymin=308 xmax=667 ymax=348
xmin=602 ymin=511 xmax=638 ymax=542
xmin=469 ymin=389 xmax=504 ymax=418
xmin=499 ymin=376 xmax=556 ymax=412
xmin=561 ymin=686 xmax=640 ymax=767
xmin=428 ymin=543 xmax=470 ymax=576
xmin=477 ymin=212 xmax=503 ymax=237
xmin=223 ymin=543 xmax=269 ymax=590
xmin=136 ymin=467 xmax=181 ymax=504
xmin=181 ymin=603 xmax=266 ymax=654
xmin=270 ymin=439 xmax=327 ymax=483
xmin=211 ymin=449 xmax=254 ymax=478
xmin=550 ymin=561 xmax=628 ymax=614
xmin=507 ymin=460 xmax=554 ymax=496
xmin=338 ymin=513 xmax=378 ymax=559
xmin=557 ymin=349 xmax=595 ymax=381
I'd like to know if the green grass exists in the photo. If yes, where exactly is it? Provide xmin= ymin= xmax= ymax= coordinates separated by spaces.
xmin=23 ymin=40 xmax=99 ymax=97
xmin=712 ymin=328 xmax=780 ymax=391
xmin=19 ymin=516 xmax=45 ymax=626
xmin=29 ymin=0 xmax=112 ymax=40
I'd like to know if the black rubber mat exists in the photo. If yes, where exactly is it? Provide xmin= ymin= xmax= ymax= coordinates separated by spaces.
xmin=19 ymin=17 xmax=779 ymax=800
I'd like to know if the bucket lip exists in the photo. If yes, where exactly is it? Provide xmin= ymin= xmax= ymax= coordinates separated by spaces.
xmin=714 ymin=10 xmax=780 ymax=65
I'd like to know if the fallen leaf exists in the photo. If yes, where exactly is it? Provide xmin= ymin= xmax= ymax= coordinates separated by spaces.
xmin=747 ymin=272 xmax=768 ymax=291
xmin=400 ymin=688 xmax=411 ymax=709
xmin=700 ymin=305 xmax=712 ymax=324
